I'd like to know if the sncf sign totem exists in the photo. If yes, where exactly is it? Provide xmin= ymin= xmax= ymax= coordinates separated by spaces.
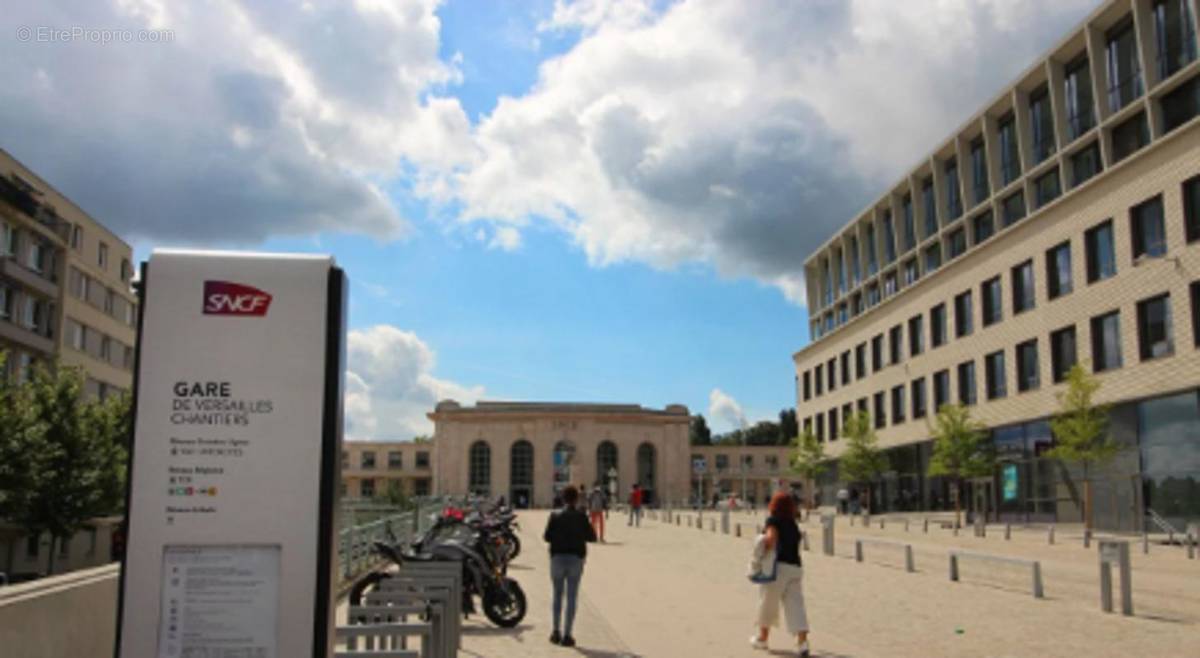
xmin=203 ymin=280 xmax=273 ymax=316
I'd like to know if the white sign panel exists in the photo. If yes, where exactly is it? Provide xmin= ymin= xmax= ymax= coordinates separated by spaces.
xmin=117 ymin=251 xmax=345 ymax=658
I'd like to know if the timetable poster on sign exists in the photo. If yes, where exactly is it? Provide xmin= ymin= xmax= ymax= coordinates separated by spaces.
xmin=115 ymin=250 xmax=346 ymax=658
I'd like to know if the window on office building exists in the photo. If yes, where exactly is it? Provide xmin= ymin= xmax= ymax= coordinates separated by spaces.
xmin=1106 ymin=17 xmax=1143 ymax=112
xmin=1030 ymin=86 xmax=1057 ymax=163
xmin=873 ymin=391 xmax=887 ymax=429
xmin=889 ymin=324 xmax=903 ymax=365
xmin=1186 ymin=175 xmax=1200 ymax=243
xmin=970 ymin=137 xmax=990 ymax=204
xmin=892 ymin=385 xmax=906 ymax=424
xmin=884 ymin=272 xmax=899 ymax=298
xmin=931 ymin=303 xmax=947 ymax=348
xmin=1192 ymin=281 xmax=1200 ymax=347
xmin=1002 ymin=190 xmax=1026 ymax=227
xmin=1071 ymin=141 xmax=1102 ymax=188
xmin=1016 ymin=339 xmax=1041 ymax=392
xmin=945 ymin=159 xmax=962 ymax=220
xmin=1050 ymin=325 xmax=1078 ymax=383
xmin=98 ymin=242 xmax=108 ymax=270
xmin=841 ymin=350 xmax=851 ymax=384
xmin=982 ymin=276 xmax=1003 ymax=327
xmin=1064 ymin=55 xmax=1096 ymax=140
xmin=829 ymin=408 xmax=839 ymax=441
xmin=904 ymin=258 xmax=920 ymax=286
xmin=957 ymin=360 xmax=977 ymax=405
xmin=1153 ymin=0 xmax=1198 ymax=79
xmin=954 ymin=290 xmax=974 ymax=338
xmin=802 ymin=372 xmax=811 ymax=401
xmin=882 ymin=211 xmax=898 ymax=265
xmin=911 ymin=378 xmax=927 ymax=419
xmin=1137 ymin=293 xmax=1175 ymax=360
xmin=815 ymin=364 xmax=824 ymax=396
xmin=827 ymin=357 xmax=837 ymax=390
xmin=866 ymin=223 xmax=879 ymax=275
xmin=1112 ymin=111 xmax=1149 ymax=163
xmin=872 ymin=334 xmax=884 ymax=371
xmin=985 ymin=350 xmax=1007 ymax=400
xmin=947 ymin=227 xmax=967 ymax=260
xmin=1162 ymin=74 xmax=1200 ymax=133
xmin=816 ymin=414 xmax=825 ymax=442
xmin=856 ymin=343 xmax=867 ymax=378
xmin=908 ymin=315 xmax=924 ymax=356
xmin=1131 ymin=195 xmax=1167 ymax=260
xmin=1034 ymin=167 xmax=1062 ymax=209
xmin=973 ymin=210 xmax=995 ymax=244
xmin=1091 ymin=310 xmax=1123 ymax=372
xmin=922 ymin=178 xmax=938 ymax=236
xmin=933 ymin=369 xmax=950 ymax=412
xmin=902 ymin=195 xmax=916 ymax=252
xmin=1012 ymin=260 xmax=1036 ymax=314
xmin=924 ymin=243 xmax=942 ymax=273
xmin=1085 ymin=220 xmax=1117 ymax=283
xmin=998 ymin=113 xmax=1021 ymax=185
xmin=1046 ymin=241 xmax=1073 ymax=299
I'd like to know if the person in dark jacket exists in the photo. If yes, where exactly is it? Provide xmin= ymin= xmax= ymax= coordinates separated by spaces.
xmin=543 ymin=485 xmax=596 ymax=647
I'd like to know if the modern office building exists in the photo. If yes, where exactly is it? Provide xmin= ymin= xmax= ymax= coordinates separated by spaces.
xmin=794 ymin=0 xmax=1200 ymax=531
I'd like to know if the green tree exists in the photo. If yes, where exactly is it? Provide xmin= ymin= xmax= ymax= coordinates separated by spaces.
xmin=927 ymin=404 xmax=993 ymax=529
xmin=412 ymin=435 xmax=432 ymax=444
xmin=790 ymin=427 xmax=826 ymax=510
xmin=1045 ymin=364 xmax=1123 ymax=531
xmin=0 ymin=358 xmax=129 ymax=575
xmin=778 ymin=409 xmax=798 ymax=446
xmin=689 ymin=414 xmax=712 ymax=446
xmin=839 ymin=411 xmax=887 ymax=514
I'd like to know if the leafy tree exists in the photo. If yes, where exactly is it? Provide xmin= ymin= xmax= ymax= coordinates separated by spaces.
xmin=0 ymin=357 xmax=129 ymax=575
xmin=839 ymin=411 xmax=887 ymax=513
xmin=790 ymin=427 xmax=826 ymax=510
xmin=689 ymin=414 xmax=712 ymax=446
xmin=1045 ymin=364 xmax=1123 ymax=531
xmin=744 ymin=420 xmax=782 ymax=446
xmin=384 ymin=480 xmax=412 ymax=510
xmin=778 ymin=409 xmax=798 ymax=446
xmin=927 ymin=404 xmax=992 ymax=529
xmin=412 ymin=435 xmax=432 ymax=444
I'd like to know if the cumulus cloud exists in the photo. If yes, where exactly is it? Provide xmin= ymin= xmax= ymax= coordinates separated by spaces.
xmin=0 ymin=0 xmax=473 ymax=245
xmin=345 ymin=325 xmax=484 ymax=440
xmin=444 ymin=0 xmax=1097 ymax=302
xmin=708 ymin=388 xmax=748 ymax=432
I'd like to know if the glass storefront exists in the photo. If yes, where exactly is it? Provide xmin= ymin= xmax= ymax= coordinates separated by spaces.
xmin=1137 ymin=391 xmax=1200 ymax=528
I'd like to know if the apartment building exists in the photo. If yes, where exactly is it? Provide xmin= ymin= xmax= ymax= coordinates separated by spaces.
xmin=0 ymin=148 xmax=136 ymax=396
xmin=795 ymin=0 xmax=1200 ymax=531
xmin=342 ymin=440 xmax=435 ymax=501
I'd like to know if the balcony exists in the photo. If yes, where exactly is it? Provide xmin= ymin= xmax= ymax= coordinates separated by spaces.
xmin=0 ymin=313 xmax=55 ymax=355
xmin=0 ymin=255 xmax=58 ymax=298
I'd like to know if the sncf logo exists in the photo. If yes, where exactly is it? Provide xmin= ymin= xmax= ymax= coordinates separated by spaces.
xmin=203 ymin=281 xmax=273 ymax=317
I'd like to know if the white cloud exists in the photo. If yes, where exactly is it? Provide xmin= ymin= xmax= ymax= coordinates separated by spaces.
xmin=439 ymin=0 xmax=1098 ymax=303
xmin=708 ymin=388 xmax=747 ymax=432
xmin=0 ymin=0 xmax=473 ymax=245
xmin=488 ymin=226 xmax=523 ymax=251
xmin=345 ymin=324 xmax=484 ymax=440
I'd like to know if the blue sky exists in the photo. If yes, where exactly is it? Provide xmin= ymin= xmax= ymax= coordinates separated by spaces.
xmin=5 ymin=0 xmax=1100 ymax=438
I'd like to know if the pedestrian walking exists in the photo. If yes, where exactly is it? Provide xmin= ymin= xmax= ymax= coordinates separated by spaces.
xmin=836 ymin=488 xmax=848 ymax=515
xmin=543 ymin=485 xmax=596 ymax=647
xmin=628 ymin=484 xmax=643 ymax=527
xmin=750 ymin=490 xmax=811 ymax=656
xmin=588 ymin=485 xmax=606 ymax=542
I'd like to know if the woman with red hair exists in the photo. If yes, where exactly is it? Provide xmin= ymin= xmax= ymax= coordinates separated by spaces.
xmin=750 ymin=490 xmax=810 ymax=656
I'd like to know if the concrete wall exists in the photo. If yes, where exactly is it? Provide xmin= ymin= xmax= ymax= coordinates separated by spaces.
xmin=0 ymin=563 xmax=118 ymax=658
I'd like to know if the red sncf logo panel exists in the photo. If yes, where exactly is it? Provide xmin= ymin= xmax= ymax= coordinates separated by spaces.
xmin=202 ymin=281 xmax=273 ymax=316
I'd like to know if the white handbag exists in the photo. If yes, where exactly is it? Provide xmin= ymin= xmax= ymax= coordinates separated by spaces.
xmin=747 ymin=534 xmax=778 ymax=584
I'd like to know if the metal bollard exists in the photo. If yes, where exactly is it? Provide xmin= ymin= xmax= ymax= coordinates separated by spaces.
xmin=923 ymin=518 xmax=929 ymax=533
xmin=1084 ymin=529 xmax=1092 ymax=548
xmin=1099 ymin=541 xmax=1132 ymax=615
xmin=855 ymin=539 xmax=863 ymax=562
xmin=949 ymin=554 xmax=959 ymax=581
xmin=904 ymin=545 xmax=915 ymax=573
xmin=1032 ymin=561 xmax=1044 ymax=599
xmin=880 ymin=518 xmax=886 ymax=530
xmin=1049 ymin=525 xmax=1055 ymax=545
xmin=1005 ymin=524 xmax=1011 ymax=541
xmin=905 ymin=519 xmax=910 ymax=532
xmin=736 ymin=523 xmax=741 ymax=537
xmin=1188 ymin=535 xmax=1195 ymax=560
xmin=1142 ymin=533 xmax=1148 ymax=554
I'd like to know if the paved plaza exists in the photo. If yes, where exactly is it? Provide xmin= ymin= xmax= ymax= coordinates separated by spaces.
xmin=434 ymin=508 xmax=1200 ymax=658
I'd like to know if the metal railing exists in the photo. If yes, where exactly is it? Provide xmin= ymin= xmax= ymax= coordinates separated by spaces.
xmin=338 ymin=499 xmax=446 ymax=581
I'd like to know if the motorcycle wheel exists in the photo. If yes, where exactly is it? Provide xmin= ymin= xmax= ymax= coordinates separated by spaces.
xmin=505 ymin=533 xmax=521 ymax=560
xmin=482 ymin=578 xmax=527 ymax=628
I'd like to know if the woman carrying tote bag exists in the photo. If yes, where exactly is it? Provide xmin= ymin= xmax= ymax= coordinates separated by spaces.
xmin=749 ymin=490 xmax=810 ymax=656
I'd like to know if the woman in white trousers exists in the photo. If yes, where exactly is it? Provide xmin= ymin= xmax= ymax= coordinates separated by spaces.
xmin=751 ymin=490 xmax=810 ymax=656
